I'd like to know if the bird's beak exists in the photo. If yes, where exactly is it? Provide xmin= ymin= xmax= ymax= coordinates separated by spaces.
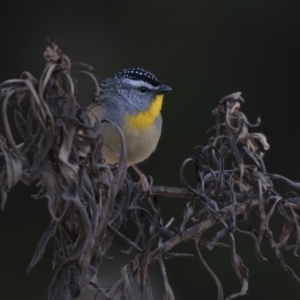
xmin=157 ymin=84 xmax=172 ymax=94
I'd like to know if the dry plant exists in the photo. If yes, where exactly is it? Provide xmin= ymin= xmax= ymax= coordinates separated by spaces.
xmin=1 ymin=43 xmax=300 ymax=300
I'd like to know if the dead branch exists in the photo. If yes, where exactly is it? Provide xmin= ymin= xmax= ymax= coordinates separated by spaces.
xmin=1 ymin=43 xmax=300 ymax=300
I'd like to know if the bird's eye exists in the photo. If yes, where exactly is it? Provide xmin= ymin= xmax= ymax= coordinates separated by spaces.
xmin=138 ymin=87 xmax=148 ymax=93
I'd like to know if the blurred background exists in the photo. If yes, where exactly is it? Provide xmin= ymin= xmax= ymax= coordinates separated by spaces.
xmin=1 ymin=0 xmax=300 ymax=299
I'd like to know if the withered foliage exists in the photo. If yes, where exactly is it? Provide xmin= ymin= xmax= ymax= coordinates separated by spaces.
xmin=1 ymin=44 xmax=300 ymax=300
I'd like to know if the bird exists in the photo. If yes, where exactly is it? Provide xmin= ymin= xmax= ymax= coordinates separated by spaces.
xmin=88 ymin=67 xmax=172 ymax=191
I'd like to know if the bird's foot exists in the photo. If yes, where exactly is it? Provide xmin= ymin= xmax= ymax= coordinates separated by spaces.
xmin=138 ymin=173 xmax=151 ymax=194
xmin=132 ymin=164 xmax=152 ymax=196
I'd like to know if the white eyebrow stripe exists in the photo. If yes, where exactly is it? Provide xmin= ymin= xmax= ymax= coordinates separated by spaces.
xmin=123 ymin=78 xmax=159 ymax=90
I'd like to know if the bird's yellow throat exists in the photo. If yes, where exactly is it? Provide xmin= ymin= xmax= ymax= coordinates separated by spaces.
xmin=126 ymin=94 xmax=164 ymax=129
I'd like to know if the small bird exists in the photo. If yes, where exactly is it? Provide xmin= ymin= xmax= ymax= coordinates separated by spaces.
xmin=88 ymin=67 xmax=172 ymax=191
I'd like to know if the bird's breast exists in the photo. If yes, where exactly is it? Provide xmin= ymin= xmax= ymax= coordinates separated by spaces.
xmin=100 ymin=114 xmax=162 ymax=165
xmin=88 ymin=97 xmax=163 ymax=165
xmin=122 ymin=116 xmax=162 ymax=165
xmin=125 ymin=94 xmax=164 ymax=130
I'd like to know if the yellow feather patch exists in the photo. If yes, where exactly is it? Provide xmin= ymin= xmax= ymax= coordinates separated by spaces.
xmin=126 ymin=94 xmax=164 ymax=129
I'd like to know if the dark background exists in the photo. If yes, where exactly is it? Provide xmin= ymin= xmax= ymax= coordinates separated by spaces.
xmin=1 ymin=1 xmax=300 ymax=299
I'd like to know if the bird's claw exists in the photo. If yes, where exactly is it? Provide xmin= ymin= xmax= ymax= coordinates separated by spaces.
xmin=138 ymin=173 xmax=152 ymax=196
